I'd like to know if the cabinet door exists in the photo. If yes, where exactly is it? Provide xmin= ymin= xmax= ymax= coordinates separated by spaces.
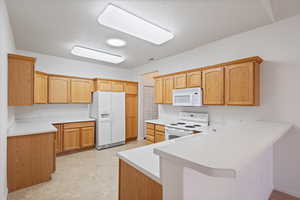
xmin=187 ymin=71 xmax=201 ymax=88
xmin=63 ymin=128 xmax=80 ymax=151
xmin=125 ymin=83 xmax=138 ymax=94
xmin=225 ymin=62 xmax=258 ymax=105
xmin=202 ymin=68 xmax=224 ymax=105
xmin=163 ymin=76 xmax=174 ymax=104
xmin=8 ymin=54 xmax=35 ymax=106
xmin=34 ymin=72 xmax=48 ymax=104
xmin=155 ymin=134 xmax=165 ymax=143
xmin=174 ymin=73 xmax=187 ymax=89
xmin=154 ymin=78 xmax=163 ymax=104
xmin=53 ymin=124 xmax=62 ymax=154
xmin=125 ymin=95 xmax=137 ymax=140
xmin=112 ymin=81 xmax=124 ymax=92
xmin=81 ymin=127 xmax=95 ymax=148
xmin=70 ymin=79 xmax=91 ymax=103
xmin=97 ymin=80 xmax=112 ymax=91
xmin=49 ymin=76 xmax=70 ymax=103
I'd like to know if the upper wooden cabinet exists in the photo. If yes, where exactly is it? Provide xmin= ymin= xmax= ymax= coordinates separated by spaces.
xmin=163 ymin=76 xmax=174 ymax=104
xmin=154 ymin=78 xmax=163 ymax=104
xmin=125 ymin=82 xmax=138 ymax=94
xmin=202 ymin=67 xmax=225 ymax=105
xmin=48 ymin=76 xmax=70 ymax=104
xmin=187 ymin=70 xmax=202 ymax=88
xmin=112 ymin=81 xmax=124 ymax=92
xmin=174 ymin=73 xmax=187 ymax=89
xmin=8 ymin=54 xmax=36 ymax=106
xmin=34 ymin=72 xmax=48 ymax=104
xmin=70 ymin=79 xmax=92 ymax=103
xmin=225 ymin=62 xmax=259 ymax=106
xmin=96 ymin=79 xmax=112 ymax=91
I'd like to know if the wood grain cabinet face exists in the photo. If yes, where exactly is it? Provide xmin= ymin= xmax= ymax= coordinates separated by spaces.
xmin=163 ymin=76 xmax=174 ymax=104
xmin=174 ymin=73 xmax=187 ymax=89
xmin=111 ymin=81 xmax=124 ymax=92
xmin=49 ymin=76 xmax=70 ymax=104
xmin=187 ymin=71 xmax=202 ymax=88
xmin=154 ymin=78 xmax=163 ymax=104
xmin=34 ymin=72 xmax=48 ymax=104
xmin=97 ymin=80 xmax=112 ymax=91
xmin=125 ymin=95 xmax=138 ymax=140
xmin=202 ymin=68 xmax=225 ymax=105
xmin=81 ymin=127 xmax=95 ymax=148
xmin=53 ymin=124 xmax=63 ymax=154
xmin=70 ymin=79 xmax=92 ymax=103
xmin=125 ymin=83 xmax=138 ymax=94
xmin=63 ymin=128 xmax=80 ymax=151
xmin=225 ymin=62 xmax=259 ymax=106
xmin=8 ymin=54 xmax=35 ymax=106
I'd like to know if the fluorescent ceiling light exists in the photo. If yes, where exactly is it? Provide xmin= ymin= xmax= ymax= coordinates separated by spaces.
xmin=71 ymin=46 xmax=125 ymax=64
xmin=106 ymin=38 xmax=127 ymax=47
xmin=98 ymin=4 xmax=174 ymax=45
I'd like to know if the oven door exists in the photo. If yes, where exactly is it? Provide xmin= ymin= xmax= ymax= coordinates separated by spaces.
xmin=165 ymin=127 xmax=193 ymax=140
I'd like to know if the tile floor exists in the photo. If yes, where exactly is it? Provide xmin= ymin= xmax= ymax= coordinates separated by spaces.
xmin=8 ymin=140 xmax=147 ymax=200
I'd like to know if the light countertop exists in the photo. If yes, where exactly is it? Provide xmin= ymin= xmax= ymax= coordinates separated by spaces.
xmin=8 ymin=117 xmax=96 ymax=137
xmin=118 ymin=121 xmax=292 ymax=182
xmin=145 ymin=119 xmax=174 ymax=126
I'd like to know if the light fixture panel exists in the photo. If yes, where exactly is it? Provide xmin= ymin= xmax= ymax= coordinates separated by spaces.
xmin=98 ymin=4 xmax=174 ymax=45
xmin=71 ymin=46 xmax=125 ymax=64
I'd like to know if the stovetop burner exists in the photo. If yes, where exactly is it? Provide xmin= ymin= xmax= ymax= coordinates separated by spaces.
xmin=194 ymin=124 xmax=202 ymax=127
xmin=185 ymin=125 xmax=195 ymax=128
xmin=170 ymin=123 xmax=178 ymax=126
xmin=177 ymin=122 xmax=186 ymax=125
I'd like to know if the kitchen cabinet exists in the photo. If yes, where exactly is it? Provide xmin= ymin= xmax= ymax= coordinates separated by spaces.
xmin=48 ymin=76 xmax=70 ymax=104
xmin=202 ymin=67 xmax=225 ymax=105
xmin=125 ymin=82 xmax=138 ymax=94
xmin=119 ymin=160 xmax=162 ymax=200
xmin=7 ymin=132 xmax=56 ymax=192
xmin=145 ymin=123 xmax=165 ymax=144
xmin=61 ymin=121 xmax=96 ymax=154
xmin=81 ymin=127 xmax=95 ymax=148
xmin=53 ymin=124 xmax=63 ymax=154
xmin=63 ymin=128 xmax=80 ymax=151
xmin=125 ymin=95 xmax=138 ymax=140
xmin=111 ymin=81 xmax=124 ymax=92
xmin=174 ymin=73 xmax=187 ymax=89
xmin=155 ymin=133 xmax=165 ymax=143
xmin=96 ymin=79 xmax=112 ymax=91
xmin=163 ymin=76 xmax=174 ymax=104
xmin=154 ymin=78 xmax=163 ymax=104
xmin=8 ymin=54 xmax=36 ymax=106
xmin=225 ymin=62 xmax=260 ymax=106
xmin=187 ymin=70 xmax=202 ymax=88
xmin=70 ymin=78 xmax=92 ymax=103
xmin=34 ymin=71 xmax=48 ymax=104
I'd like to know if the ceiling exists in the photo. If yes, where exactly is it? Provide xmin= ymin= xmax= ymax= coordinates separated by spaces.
xmin=6 ymin=0 xmax=300 ymax=68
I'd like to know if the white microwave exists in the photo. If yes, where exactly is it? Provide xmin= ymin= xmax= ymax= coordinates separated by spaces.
xmin=172 ymin=88 xmax=202 ymax=106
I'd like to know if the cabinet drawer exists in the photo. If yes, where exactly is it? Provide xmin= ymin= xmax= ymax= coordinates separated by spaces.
xmin=155 ymin=134 xmax=165 ymax=143
xmin=146 ymin=129 xmax=154 ymax=136
xmin=63 ymin=121 xmax=95 ymax=129
xmin=146 ymin=123 xmax=155 ymax=130
xmin=145 ymin=135 xmax=154 ymax=142
xmin=155 ymin=125 xmax=165 ymax=132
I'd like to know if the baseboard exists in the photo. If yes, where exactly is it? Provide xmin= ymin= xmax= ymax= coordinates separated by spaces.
xmin=3 ymin=187 xmax=8 ymax=200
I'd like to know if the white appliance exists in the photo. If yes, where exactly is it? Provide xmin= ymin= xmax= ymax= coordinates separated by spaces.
xmin=90 ymin=91 xmax=125 ymax=149
xmin=165 ymin=112 xmax=209 ymax=140
xmin=172 ymin=88 xmax=202 ymax=106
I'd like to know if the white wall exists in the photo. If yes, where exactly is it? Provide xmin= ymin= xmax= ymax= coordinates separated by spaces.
xmin=13 ymin=50 xmax=137 ymax=120
xmin=134 ymin=14 xmax=300 ymax=197
xmin=0 ymin=0 xmax=15 ymax=199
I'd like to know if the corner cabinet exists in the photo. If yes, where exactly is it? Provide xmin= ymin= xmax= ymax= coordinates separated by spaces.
xmin=34 ymin=71 xmax=48 ymax=104
xmin=225 ymin=62 xmax=260 ymax=106
xmin=163 ymin=76 xmax=174 ymax=104
xmin=202 ymin=67 xmax=225 ymax=105
xmin=8 ymin=54 xmax=36 ymax=106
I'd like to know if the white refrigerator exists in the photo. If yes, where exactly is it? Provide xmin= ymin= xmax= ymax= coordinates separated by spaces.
xmin=90 ymin=91 xmax=125 ymax=149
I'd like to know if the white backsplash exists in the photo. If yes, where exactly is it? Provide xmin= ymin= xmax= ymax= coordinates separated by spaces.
xmin=14 ymin=104 xmax=90 ymax=121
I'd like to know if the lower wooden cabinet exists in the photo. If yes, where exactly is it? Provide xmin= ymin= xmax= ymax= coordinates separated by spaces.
xmin=7 ymin=132 xmax=56 ymax=192
xmin=63 ymin=128 xmax=81 ymax=151
xmin=81 ymin=127 xmax=95 ymax=148
xmin=145 ymin=123 xmax=165 ymax=144
xmin=55 ymin=121 xmax=95 ymax=155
